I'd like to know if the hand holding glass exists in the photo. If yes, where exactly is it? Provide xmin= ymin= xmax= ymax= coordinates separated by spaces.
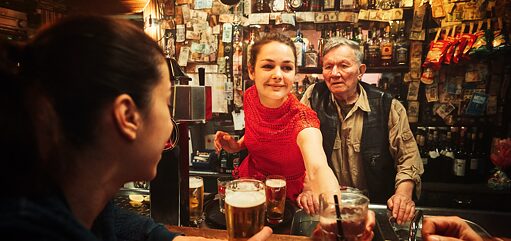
xmin=319 ymin=191 xmax=369 ymax=241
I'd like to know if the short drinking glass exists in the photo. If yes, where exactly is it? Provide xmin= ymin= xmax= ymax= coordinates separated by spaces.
xmin=217 ymin=176 xmax=233 ymax=213
xmin=319 ymin=191 xmax=369 ymax=241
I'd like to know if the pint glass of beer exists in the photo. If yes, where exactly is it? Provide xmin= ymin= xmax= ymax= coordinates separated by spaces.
xmin=189 ymin=176 xmax=204 ymax=225
xmin=225 ymin=179 xmax=266 ymax=241
xmin=265 ymin=175 xmax=286 ymax=224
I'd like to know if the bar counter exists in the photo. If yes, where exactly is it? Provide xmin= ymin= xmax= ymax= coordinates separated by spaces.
xmin=166 ymin=225 xmax=311 ymax=241
xmin=163 ymin=204 xmax=511 ymax=240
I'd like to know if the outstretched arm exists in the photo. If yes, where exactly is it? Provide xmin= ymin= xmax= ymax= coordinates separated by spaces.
xmin=296 ymin=127 xmax=339 ymax=214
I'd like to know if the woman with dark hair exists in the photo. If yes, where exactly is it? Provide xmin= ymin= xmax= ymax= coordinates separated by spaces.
xmin=213 ymin=32 xmax=347 ymax=217
xmin=0 ymin=15 xmax=271 ymax=241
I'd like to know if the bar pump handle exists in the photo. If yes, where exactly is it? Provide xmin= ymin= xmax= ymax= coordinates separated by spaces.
xmin=198 ymin=67 xmax=205 ymax=86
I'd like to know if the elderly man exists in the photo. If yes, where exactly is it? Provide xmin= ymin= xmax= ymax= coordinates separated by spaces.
xmin=300 ymin=37 xmax=423 ymax=224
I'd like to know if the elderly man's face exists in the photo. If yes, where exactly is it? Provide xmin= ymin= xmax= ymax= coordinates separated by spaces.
xmin=322 ymin=45 xmax=365 ymax=97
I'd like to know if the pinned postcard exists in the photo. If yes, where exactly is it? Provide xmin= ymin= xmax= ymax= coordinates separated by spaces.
xmin=232 ymin=110 xmax=245 ymax=130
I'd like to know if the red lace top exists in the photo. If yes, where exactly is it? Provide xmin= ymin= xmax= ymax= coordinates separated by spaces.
xmin=237 ymin=86 xmax=320 ymax=202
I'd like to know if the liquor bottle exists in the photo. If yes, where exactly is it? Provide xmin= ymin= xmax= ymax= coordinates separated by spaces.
xmin=436 ymin=127 xmax=450 ymax=182
xmin=453 ymin=127 xmax=468 ymax=182
xmin=367 ymin=0 xmax=376 ymax=9
xmin=255 ymin=0 xmax=269 ymax=12
xmin=380 ymin=26 xmax=393 ymax=66
xmin=317 ymin=30 xmax=325 ymax=67
xmin=305 ymin=43 xmax=319 ymax=68
xmin=294 ymin=30 xmax=306 ymax=67
xmin=310 ymin=0 xmax=322 ymax=11
xmin=394 ymin=28 xmax=409 ymax=65
xmin=323 ymin=0 xmax=336 ymax=10
xmin=366 ymin=29 xmax=381 ymax=67
xmin=467 ymin=128 xmax=480 ymax=182
xmin=358 ymin=28 xmax=366 ymax=58
xmin=353 ymin=26 xmax=363 ymax=43
xmin=478 ymin=131 xmax=491 ymax=180
xmin=443 ymin=128 xmax=456 ymax=182
xmin=219 ymin=150 xmax=228 ymax=173
xmin=416 ymin=127 xmax=430 ymax=181
xmin=427 ymin=127 xmax=441 ymax=182
xmin=340 ymin=0 xmax=357 ymax=10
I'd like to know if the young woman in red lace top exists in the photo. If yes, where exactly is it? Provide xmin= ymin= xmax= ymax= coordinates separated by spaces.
xmin=214 ymin=33 xmax=340 ymax=214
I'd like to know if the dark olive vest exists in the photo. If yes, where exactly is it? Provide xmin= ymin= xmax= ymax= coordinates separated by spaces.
xmin=308 ymin=81 xmax=395 ymax=204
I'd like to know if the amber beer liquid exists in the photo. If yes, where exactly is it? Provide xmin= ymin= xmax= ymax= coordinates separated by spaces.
xmin=265 ymin=176 xmax=286 ymax=224
xmin=189 ymin=176 xmax=204 ymax=225
xmin=225 ymin=179 xmax=266 ymax=241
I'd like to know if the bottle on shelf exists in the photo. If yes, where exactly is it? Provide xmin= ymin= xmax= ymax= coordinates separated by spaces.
xmin=443 ymin=128 xmax=456 ymax=182
xmin=219 ymin=150 xmax=228 ymax=173
xmin=294 ymin=29 xmax=306 ymax=68
xmin=453 ymin=127 xmax=468 ymax=182
xmin=340 ymin=0 xmax=358 ymax=10
xmin=305 ymin=43 xmax=319 ymax=68
xmin=367 ymin=0 xmax=376 ymax=9
xmin=477 ymin=130 xmax=490 ymax=180
xmin=323 ymin=0 xmax=336 ymax=11
xmin=394 ymin=27 xmax=408 ymax=66
xmin=310 ymin=0 xmax=322 ymax=11
xmin=427 ymin=127 xmax=441 ymax=182
xmin=467 ymin=128 xmax=481 ymax=182
xmin=365 ymin=29 xmax=381 ymax=67
xmin=416 ymin=127 xmax=430 ymax=181
xmin=380 ymin=26 xmax=393 ymax=66
xmin=254 ymin=0 xmax=268 ymax=12
xmin=317 ymin=30 xmax=325 ymax=67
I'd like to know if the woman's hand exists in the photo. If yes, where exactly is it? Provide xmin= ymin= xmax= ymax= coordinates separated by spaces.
xmin=296 ymin=190 xmax=319 ymax=215
xmin=214 ymin=131 xmax=243 ymax=154
xmin=247 ymin=227 xmax=273 ymax=241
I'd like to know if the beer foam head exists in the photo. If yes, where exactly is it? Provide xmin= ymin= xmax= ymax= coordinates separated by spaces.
xmin=265 ymin=179 xmax=286 ymax=188
xmin=189 ymin=177 xmax=203 ymax=188
xmin=225 ymin=190 xmax=266 ymax=208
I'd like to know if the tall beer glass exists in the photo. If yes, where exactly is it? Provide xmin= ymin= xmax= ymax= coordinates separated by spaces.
xmin=225 ymin=179 xmax=266 ymax=241
xmin=265 ymin=175 xmax=287 ymax=224
xmin=189 ymin=176 xmax=204 ymax=225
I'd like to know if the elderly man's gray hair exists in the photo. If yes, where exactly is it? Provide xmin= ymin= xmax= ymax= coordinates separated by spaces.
xmin=322 ymin=37 xmax=364 ymax=64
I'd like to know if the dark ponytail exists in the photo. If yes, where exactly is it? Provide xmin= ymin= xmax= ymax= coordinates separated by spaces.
xmin=0 ymin=41 xmax=55 ymax=196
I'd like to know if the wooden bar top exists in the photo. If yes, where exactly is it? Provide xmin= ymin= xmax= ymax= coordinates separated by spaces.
xmin=166 ymin=225 xmax=312 ymax=241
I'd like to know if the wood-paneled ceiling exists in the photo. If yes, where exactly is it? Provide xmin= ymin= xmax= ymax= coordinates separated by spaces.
xmin=65 ymin=0 xmax=149 ymax=14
